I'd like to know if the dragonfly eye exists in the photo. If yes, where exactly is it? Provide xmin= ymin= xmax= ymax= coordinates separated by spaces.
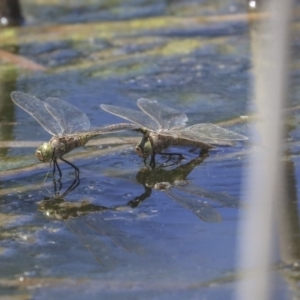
xmin=142 ymin=141 xmax=152 ymax=159
xmin=136 ymin=138 xmax=152 ymax=159
xmin=35 ymin=143 xmax=53 ymax=163
xmin=135 ymin=146 xmax=144 ymax=157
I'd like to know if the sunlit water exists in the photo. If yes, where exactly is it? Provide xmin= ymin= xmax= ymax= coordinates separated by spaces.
xmin=0 ymin=0 xmax=300 ymax=299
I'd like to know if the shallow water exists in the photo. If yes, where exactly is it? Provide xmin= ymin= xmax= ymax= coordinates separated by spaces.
xmin=1 ymin=0 xmax=300 ymax=299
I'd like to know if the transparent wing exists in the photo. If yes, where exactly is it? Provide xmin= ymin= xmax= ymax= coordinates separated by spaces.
xmin=65 ymin=217 xmax=116 ymax=268
xmin=10 ymin=91 xmax=63 ymax=136
xmin=174 ymin=181 xmax=239 ymax=207
xmin=172 ymin=123 xmax=248 ymax=145
xmin=44 ymin=97 xmax=90 ymax=135
xmin=66 ymin=123 xmax=139 ymax=138
xmin=84 ymin=214 xmax=145 ymax=255
xmin=137 ymin=98 xmax=188 ymax=131
xmin=164 ymin=188 xmax=222 ymax=223
xmin=100 ymin=104 xmax=160 ymax=131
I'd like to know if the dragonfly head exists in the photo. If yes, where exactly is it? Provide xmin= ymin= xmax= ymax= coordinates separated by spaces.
xmin=135 ymin=137 xmax=153 ymax=159
xmin=35 ymin=142 xmax=53 ymax=163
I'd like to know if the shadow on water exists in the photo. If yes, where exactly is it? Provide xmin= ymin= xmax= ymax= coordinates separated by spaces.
xmin=129 ymin=154 xmax=239 ymax=223
xmin=38 ymin=193 xmax=145 ymax=269
xmin=36 ymin=152 xmax=240 ymax=270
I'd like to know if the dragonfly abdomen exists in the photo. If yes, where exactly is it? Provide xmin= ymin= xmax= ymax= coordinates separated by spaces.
xmin=151 ymin=133 xmax=212 ymax=153
xmin=171 ymin=137 xmax=212 ymax=150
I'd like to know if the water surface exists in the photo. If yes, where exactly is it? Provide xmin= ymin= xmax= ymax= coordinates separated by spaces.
xmin=0 ymin=0 xmax=300 ymax=299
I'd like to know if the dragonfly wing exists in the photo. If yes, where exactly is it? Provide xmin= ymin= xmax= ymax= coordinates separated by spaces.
xmin=84 ymin=214 xmax=145 ymax=254
xmin=137 ymin=98 xmax=188 ymax=131
xmin=65 ymin=217 xmax=116 ymax=268
xmin=177 ymin=123 xmax=248 ymax=145
xmin=175 ymin=182 xmax=239 ymax=207
xmin=70 ymin=123 xmax=140 ymax=137
xmin=10 ymin=91 xmax=63 ymax=136
xmin=100 ymin=104 xmax=159 ymax=131
xmin=164 ymin=189 xmax=222 ymax=223
xmin=45 ymin=97 xmax=90 ymax=134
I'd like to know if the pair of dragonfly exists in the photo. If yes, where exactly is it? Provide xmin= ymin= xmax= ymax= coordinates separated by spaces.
xmin=11 ymin=91 xmax=247 ymax=188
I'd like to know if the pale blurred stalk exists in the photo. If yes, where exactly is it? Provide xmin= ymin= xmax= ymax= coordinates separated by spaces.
xmin=235 ymin=0 xmax=294 ymax=299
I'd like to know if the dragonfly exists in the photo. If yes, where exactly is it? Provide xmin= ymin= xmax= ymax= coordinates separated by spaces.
xmin=100 ymin=98 xmax=248 ymax=168
xmin=11 ymin=91 xmax=137 ymax=193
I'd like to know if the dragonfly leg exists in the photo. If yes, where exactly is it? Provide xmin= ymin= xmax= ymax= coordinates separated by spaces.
xmin=55 ymin=159 xmax=63 ymax=181
xmin=188 ymin=147 xmax=198 ymax=154
xmin=160 ymin=152 xmax=184 ymax=159
xmin=52 ymin=159 xmax=62 ymax=195
xmin=60 ymin=157 xmax=80 ymax=196
xmin=61 ymin=177 xmax=78 ymax=197
xmin=159 ymin=152 xmax=184 ymax=165
xmin=51 ymin=149 xmax=62 ymax=181
xmin=53 ymin=172 xmax=62 ymax=195
xmin=149 ymin=153 xmax=156 ymax=169
xmin=51 ymin=150 xmax=56 ymax=176
xmin=143 ymin=158 xmax=147 ymax=167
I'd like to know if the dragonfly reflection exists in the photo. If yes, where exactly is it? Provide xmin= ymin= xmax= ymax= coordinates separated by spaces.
xmin=38 ymin=196 xmax=144 ymax=267
xmin=126 ymin=155 xmax=239 ymax=223
xmin=101 ymin=98 xmax=248 ymax=168
xmin=11 ymin=91 xmax=136 ymax=193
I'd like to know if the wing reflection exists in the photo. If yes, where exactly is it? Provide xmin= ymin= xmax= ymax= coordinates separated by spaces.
xmin=126 ymin=154 xmax=239 ymax=223
xmin=38 ymin=197 xmax=144 ymax=268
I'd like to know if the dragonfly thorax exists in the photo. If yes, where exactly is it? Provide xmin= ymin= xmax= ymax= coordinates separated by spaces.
xmin=35 ymin=142 xmax=53 ymax=163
